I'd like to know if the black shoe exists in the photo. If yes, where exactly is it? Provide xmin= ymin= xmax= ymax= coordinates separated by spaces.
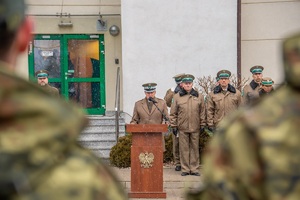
xmin=190 ymin=172 xmax=200 ymax=176
xmin=181 ymin=172 xmax=189 ymax=176
xmin=175 ymin=166 xmax=181 ymax=171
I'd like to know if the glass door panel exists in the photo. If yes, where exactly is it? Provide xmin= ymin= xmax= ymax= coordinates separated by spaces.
xmin=64 ymin=35 xmax=105 ymax=114
xmin=29 ymin=34 xmax=105 ymax=115
xmin=34 ymin=40 xmax=61 ymax=78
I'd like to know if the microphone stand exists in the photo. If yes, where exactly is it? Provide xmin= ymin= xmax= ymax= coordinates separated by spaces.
xmin=149 ymin=98 xmax=175 ymax=137
xmin=149 ymin=98 xmax=169 ymax=122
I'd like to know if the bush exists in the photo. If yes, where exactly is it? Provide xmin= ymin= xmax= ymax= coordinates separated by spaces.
xmin=109 ymin=133 xmax=132 ymax=168
xmin=163 ymin=133 xmax=173 ymax=163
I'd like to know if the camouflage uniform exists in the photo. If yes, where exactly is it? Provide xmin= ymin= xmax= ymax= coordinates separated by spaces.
xmin=0 ymin=1 xmax=127 ymax=199
xmin=0 ymin=65 xmax=128 ymax=200
xmin=186 ymin=33 xmax=300 ymax=200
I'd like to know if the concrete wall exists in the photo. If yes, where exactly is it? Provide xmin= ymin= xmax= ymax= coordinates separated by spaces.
xmin=122 ymin=0 xmax=238 ymax=120
xmin=241 ymin=0 xmax=300 ymax=86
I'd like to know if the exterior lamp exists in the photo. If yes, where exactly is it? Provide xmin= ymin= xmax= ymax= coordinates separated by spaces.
xmin=109 ymin=25 xmax=120 ymax=36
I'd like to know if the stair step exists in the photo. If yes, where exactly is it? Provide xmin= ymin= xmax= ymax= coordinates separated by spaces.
xmin=83 ymin=125 xmax=125 ymax=133
xmin=78 ymin=132 xmax=125 ymax=141
xmin=87 ymin=116 xmax=125 ymax=126
xmin=81 ymin=115 xmax=126 ymax=159
xmin=79 ymin=140 xmax=116 ymax=148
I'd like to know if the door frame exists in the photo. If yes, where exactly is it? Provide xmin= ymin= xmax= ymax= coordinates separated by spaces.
xmin=28 ymin=34 xmax=106 ymax=115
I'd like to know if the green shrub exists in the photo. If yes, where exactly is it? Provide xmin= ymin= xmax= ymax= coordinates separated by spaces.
xmin=163 ymin=133 xmax=173 ymax=163
xmin=109 ymin=133 xmax=132 ymax=168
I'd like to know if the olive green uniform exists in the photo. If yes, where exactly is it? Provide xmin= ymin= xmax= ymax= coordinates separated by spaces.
xmin=42 ymin=84 xmax=60 ymax=97
xmin=164 ymin=85 xmax=182 ymax=167
xmin=206 ymin=84 xmax=242 ymax=128
xmin=242 ymin=80 xmax=260 ymax=105
xmin=0 ymin=64 xmax=127 ymax=200
xmin=170 ymin=89 xmax=206 ymax=174
xmin=130 ymin=97 xmax=169 ymax=151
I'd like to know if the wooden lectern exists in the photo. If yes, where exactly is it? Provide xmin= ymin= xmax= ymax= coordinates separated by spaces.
xmin=126 ymin=124 xmax=168 ymax=198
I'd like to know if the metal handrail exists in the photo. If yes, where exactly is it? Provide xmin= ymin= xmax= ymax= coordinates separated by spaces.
xmin=115 ymin=67 xmax=121 ymax=142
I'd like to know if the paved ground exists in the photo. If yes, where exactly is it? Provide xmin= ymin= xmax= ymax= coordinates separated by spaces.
xmin=111 ymin=165 xmax=203 ymax=200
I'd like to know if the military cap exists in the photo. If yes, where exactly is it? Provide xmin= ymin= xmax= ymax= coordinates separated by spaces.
xmin=173 ymin=73 xmax=185 ymax=84
xmin=35 ymin=70 xmax=49 ymax=78
xmin=261 ymin=77 xmax=274 ymax=86
xmin=142 ymin=83 xmax=157 ymax=93
xmin=0 ymin=0 xmax=26 ymax=31
xmin=217 ymin=70 xmax=231 ymax=78
xmin=250 ymin=65 xmax=264 ymax=74
xmin=181 ymin=74 xmax=195 ymax=83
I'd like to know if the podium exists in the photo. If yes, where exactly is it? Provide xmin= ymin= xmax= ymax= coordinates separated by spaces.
xmin=126 ymin=124 xmax=168 ymax=198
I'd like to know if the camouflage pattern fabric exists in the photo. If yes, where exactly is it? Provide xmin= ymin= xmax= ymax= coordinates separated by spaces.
xmin=0 ymin=63 xmax=127 ymax=200
xmin=186 ymin=32 xmax=300 ymax=200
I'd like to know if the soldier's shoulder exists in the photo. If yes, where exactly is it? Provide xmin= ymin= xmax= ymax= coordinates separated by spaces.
xmin=166 ymin=88 xmax=173 ymax=93
xmin=173 ymin=92 xmax=180 ymax=99
xmin=136 ymin=98 xmax=145 ymax=104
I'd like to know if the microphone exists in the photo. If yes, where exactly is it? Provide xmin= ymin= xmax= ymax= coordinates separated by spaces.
xmin=148 ymin=97 xmax=158 ymax=104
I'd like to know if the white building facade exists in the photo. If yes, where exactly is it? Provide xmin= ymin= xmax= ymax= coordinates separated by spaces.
xmin=16 ymin=0 xmax=300 ymax=120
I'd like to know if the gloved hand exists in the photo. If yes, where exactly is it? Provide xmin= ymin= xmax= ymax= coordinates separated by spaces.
xmin=207 ymin=127 xmax=215 ymax=133
xmin=172 ymin=128 xmax=178 ymax=137
xmin=200 ymin=127 xmax=205 ymax=134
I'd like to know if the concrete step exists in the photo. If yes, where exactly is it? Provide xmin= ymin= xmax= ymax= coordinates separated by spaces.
xmin=82 ymin=124 xmax=126 ymax=133
xmin=78 ymin=132 xmax=125 ymax=141
xmin=88 ymin=116 xmax=125 ymax=126
xmin=79 ymin=115 xmax=126 ymax=159
xmin=90 ymin=149 xmax=112 ymax=158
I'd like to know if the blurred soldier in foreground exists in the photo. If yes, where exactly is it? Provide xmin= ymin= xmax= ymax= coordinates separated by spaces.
xmin=259 ymin=77 xmax=275 ymax=97
xmin=164 ymin=73 xmax=184 ymax=171
xmin=206 ymin=70 xmax=242 ymax=132
xmin=35 ymin=69 xmax=59 ymax=97
xmin=186 ymin=32 xmax=300 ymax=200
xmin=170 ymin=74 xmax=206 ymax=176
xmin=0 ymin=1 xmax=127 ymax=199
xmin=242 ymin=65 xmax=264 ymax=106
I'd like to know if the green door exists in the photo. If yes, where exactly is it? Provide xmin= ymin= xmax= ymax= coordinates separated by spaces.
xmin=28 ymin=34 xmax=106 ymax=115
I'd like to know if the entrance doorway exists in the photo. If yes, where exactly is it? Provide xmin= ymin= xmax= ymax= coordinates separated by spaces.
xmin=28 ymin=34 xmax=106 ymax=115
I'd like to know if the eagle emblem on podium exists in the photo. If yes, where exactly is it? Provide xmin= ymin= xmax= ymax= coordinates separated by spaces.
xmin=139 ymin=152 xmax=154 ymax=168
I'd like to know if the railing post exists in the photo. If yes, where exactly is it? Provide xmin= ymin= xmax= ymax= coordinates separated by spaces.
xmin=115 ymin=67 xmax=120 ymax=142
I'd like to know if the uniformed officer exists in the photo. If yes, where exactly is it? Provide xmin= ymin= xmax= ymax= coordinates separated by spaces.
xmin=164 ymin=73 xmax=185 ymax=107
xmin=164 ymin=73 xmax=185 ymax=171
xmin=35 ymin=69 xmax=60 ymax=97
xmin=186 ymin=32 xmax=300 ymax=200
xmin=242 ymin=65 xmax=264 ymax=105
xmin=206 ymin=70 xmax=242 ymax=132
xmin=130 ymin=83 xmax=169 ymax=151
xmin=170 ymin=74 xmax=206 ymax=176
xmin=0 ymin=1 xmax=128 ymax=199
xmin=259 ymin=77 xmax=274 ymax=97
